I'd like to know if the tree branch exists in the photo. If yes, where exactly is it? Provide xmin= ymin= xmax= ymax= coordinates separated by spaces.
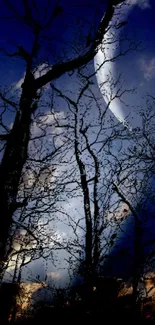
xmin=0 ymin=134 xmax=9 ymax=140
xmin=112 ymin=181 xmax=138 ymax=219
xmin=35 ymin=1 xmax=124 ymax=90
xmin=0 ymin=92 xmax=17 ymax=109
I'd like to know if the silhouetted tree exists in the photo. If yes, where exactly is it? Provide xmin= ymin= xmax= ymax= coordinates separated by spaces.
xmin=105 ymin=96 xmax=155 ymax=305
xmin=50 ymin=70 xmax=135 ymax=284
xmin=0 ymin=0 xmax=132 ymax=275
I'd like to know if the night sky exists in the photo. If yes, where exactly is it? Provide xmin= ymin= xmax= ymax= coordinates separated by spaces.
xmin=1 ymin=0 xmax=155 ymax=285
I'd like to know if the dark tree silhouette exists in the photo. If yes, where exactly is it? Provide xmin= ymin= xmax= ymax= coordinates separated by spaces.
xmin=0 ymin=0 xmax=128 ymax=274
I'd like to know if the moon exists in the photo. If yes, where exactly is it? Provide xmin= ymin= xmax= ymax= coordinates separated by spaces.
xmin=95 ymin=1 xmax=155 ymax=279
xmin=94 ymin=31 xmax=128 ymax=126
xmin=94 ymin=1 xmax=138 ymax=130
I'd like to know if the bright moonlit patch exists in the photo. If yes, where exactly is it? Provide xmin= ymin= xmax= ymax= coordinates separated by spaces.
xmin=94 ymin=31 xmax=131 ymax=130
xmin=94 ymin=0 xmax=151 ymax=130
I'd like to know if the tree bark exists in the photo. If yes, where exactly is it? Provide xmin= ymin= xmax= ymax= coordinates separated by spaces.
xmin=74 ymin=128 xmax=93 ymax=279
xmin=0 ymin=73 xmax=34 ymax=274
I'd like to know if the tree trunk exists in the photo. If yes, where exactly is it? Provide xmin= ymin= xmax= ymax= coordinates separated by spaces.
xmin=132 ymin=217 xmax=143 ymax=314
xmin=0 ymin=77 xmax=34 ymax=274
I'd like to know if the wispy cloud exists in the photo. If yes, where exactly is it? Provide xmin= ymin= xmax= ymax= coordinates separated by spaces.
xmin=47 ymin=271 xmax=60 ymax=280
xmin=31 ymin=110 xmax=66 ymax=148
xmin=15 ymin=63 xmax=52 ymax=90
xmin=139 ymin=57 xmax=155 ymax=81
xmin=129 ymin=0 xmax=151 ymax=9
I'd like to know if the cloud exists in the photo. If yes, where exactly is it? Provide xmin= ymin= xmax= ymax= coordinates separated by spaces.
xmin=15 ymin=63 xmax=52 ymax=90
xmin=139 ymin=57 xmax=155 ymax=81
xmin=128 ymin=0 xmax=151 ymax=9
xmin=21 ymin=165 xmax=56 ymax=190
xmin=37 ymin=111 xmax=66 ymax=127
xmin=31 ymin=111 xmax=66 ymax=137
xmin=46 ymin=271 xmax=60 ymax=280
xmin=33 ymin=63 xmax=52 ymax=79
xmin=30 ymin=110 xmax=66 ymax=149
xmin=15 ymin=73 xmax=25 ymax=90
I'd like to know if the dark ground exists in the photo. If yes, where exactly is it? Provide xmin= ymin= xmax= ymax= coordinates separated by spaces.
xmin=1 ymin=277 xmax=155 ymax=324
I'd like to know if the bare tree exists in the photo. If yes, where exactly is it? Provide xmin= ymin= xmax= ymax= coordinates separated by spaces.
xmin=104 ymin=95 xmax=155 ymax=305
xmin=48 ymin=67 xmax=135 ymax=285
xmin=0 ymin=0 xmax=133 ymax=274
xmin=1 ymin=99 xmax=72 ymax=281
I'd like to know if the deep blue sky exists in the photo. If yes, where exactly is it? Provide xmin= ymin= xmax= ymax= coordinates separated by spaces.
xmin=1 ymin=0 xmax=155 ymax=282
xmin=0 ymin=0 xmax=154 ymax=125
xmin=0 ymin=0 xmax=154 ymax=97
xmin=0 ymin=0 xmax=106 ymax=82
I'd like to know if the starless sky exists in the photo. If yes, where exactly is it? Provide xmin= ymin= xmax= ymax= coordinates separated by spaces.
xmin=0 ymin=0 xmax=154 ymax=85
xmin=1 ymin=0 xmax=155 ymax=282
xmin=0 ymin=0 xmax=154 ymax=129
